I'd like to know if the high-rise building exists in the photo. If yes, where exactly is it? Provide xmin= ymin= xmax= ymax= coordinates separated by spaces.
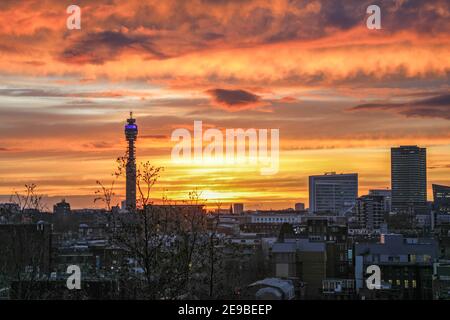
xmin=391 ymin=146 xmax=427 ymax=213
xmin=433 ymin=184 xmax=450 ymax=214
xmin=125 ymin=112 xmax=138 ymax=210
xmin=309 ymin=172 xmax=358 ymax=215
xmin=355 ymin=195 xmax=386 ymax=231
xmin=295 ymin=202 xmax=305 ymax=211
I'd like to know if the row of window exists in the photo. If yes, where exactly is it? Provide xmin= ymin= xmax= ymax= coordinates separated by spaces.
xmin=388 ymin=279 xmax=417 ymax=289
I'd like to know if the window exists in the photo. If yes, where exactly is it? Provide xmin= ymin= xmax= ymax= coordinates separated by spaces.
xmin=412 ymin=280 xmax=417 ymax=288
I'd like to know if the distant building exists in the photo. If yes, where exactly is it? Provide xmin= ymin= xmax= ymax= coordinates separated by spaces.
xmin=391 ymin=146 xmax=427 ymax=213
xmin=355 ymin=195 xmax=386 ymax=232
xmin=433 ymin=184 xmax=450 ymax=215
xmin=355 ymin=234 xmax=438 ymax=299
xmin=0 ymin=203 xmax=20 ymax=214
xmin=250 ymin=213 xmax=302 ymax=224
xmin=272 ymin=238 xmax=327 ymax=298
xmin=53 ymin=199 xmax=71 ymax=216
xmin=295 ymin=203 xmax=305 ymax=211
xmin=303 ymin=218 xmax=351 ymax=279
xmin=233 ymin=203 xmax=244 ymax=214
xmin=369 ymin=189 xmax=392 ymax=213
xmin=309 ymin=172 xmax=358 ymax=215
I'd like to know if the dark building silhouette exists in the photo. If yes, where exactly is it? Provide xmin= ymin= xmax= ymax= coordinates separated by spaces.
xmin=355 ymin=234 xmax=438 ymax=300
xmin=0 ymin=222 xmax=53 ymax=285
xmin=369 ymin=189 xmax=392 ymax=213
xmin=433 ymin=184 xmax=450 ymax=214
xmin=125 ymin=112 xmax=138 ymax=210
xmin=53 ymin=199 xmax=71 ymax=216
xmin=391 ymin=146 xmax=427 ymax=213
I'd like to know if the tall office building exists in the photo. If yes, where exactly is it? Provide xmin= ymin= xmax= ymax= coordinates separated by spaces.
xmin=309 ymin=172 xmax=358 ymax=215
xmin=125 ymin=112 xmax=138 ymax=210
xmin=391 ymin=146 xmax=427 ymax=213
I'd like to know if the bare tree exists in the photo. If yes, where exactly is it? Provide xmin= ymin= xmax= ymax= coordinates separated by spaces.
xmin=10 ymin=183 xmax=46 ymax=213
xmin=94 ymin=180 xmax=115 ymax=211
xmin=136 ymin=162 xmax=163 ymax=208
xmin=93 ymin=154 xmax=130 ymax=211
xmin=186 ymin=188 xmax=204 ymax=206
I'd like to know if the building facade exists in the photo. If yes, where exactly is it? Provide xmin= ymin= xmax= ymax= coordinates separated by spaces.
xmin=355 ymin=234 xmax=438 ymax=299
xmin=391 ymin=146 xmax=427 ymax=213
xmin=309 ymin=173 xmax=358 ymax=215
xmin=355 ymin=195 xmax=386 ymax=232
xmin=433 ymin=184 xmax=450 ymax=215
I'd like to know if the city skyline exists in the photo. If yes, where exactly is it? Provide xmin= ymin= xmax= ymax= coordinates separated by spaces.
xmin=0 ymin=0 xmax=449 ymax=209
xmin=0 ymin=131 xmax=444 ymax=210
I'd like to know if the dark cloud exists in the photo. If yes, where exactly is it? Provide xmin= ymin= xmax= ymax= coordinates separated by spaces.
xmin=50 ymin=0 xmax=447 ymax=65
xmin=321 ymin=0 xmax=364 ymax=30
xmin=350 ymin=93 xmax=450 ymax=120
xmin=201 ymin=32 xmax=225 ymax=41
xmin=206 ymin=88 xmax=262 ymax=111
xmin=60 ymin=31 xmax=167 ymax=65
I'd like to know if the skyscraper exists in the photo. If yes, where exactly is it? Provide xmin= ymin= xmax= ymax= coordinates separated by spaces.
xmin=309 ymin=172 xmax=358 ymax=215
xmin=125 ymin=112 xmax=138 ymax=210
xmin=391 ymin=146 xmax=427 ymax=213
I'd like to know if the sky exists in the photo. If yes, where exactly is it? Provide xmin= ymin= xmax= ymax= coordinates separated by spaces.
xmin=0 ymin=0 xmax=449 ymax=210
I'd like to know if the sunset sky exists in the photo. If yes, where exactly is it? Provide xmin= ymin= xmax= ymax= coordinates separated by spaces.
xmin=0 ymin=0 xmax=449 ymax=210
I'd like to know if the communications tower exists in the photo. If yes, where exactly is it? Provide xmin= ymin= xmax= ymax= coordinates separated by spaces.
xmin=125 ymin=112 xmax=138 ymax=210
